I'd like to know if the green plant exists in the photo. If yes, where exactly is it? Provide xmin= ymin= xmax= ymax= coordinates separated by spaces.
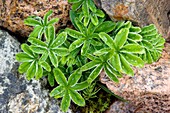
xmin=16 ymin=0 xmax=165 ymax=112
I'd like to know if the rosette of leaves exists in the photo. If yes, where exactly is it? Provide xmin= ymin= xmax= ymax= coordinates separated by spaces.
xmin=139 ymin=24 xmax=165 ymax=63
xmin=50 ymin=68 xmax=88 ymax=112
xmin=16 ymin=44 xmax=51 ymax=80
xmin=80 ymin=28 xmax=145 ymax=83
xmin=69 ymin=0 xmax=105 ymax=26
xmin=28 ymin=26 xmax=68 ymax=68
xmin=66 ymin=17 xmax=115 ymax=56
xmin=24 ymin=10 xmax=59 ymax=38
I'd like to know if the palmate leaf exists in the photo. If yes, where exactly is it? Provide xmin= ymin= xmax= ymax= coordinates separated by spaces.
xmin=50 ymin=68 xmax=88 ymax=112
xmin=25 ymin=10 xmax=59 ymax=39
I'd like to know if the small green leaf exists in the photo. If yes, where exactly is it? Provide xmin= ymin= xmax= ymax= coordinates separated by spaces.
xmin=146 ymin=49 xmax=153 ymax=64
xmin=68 ymin=69 xmax=82 ymax=86
xmin=120 ymin=44 xmax=144 ymax=54
xmin=72 ymin=81 xmax=89 ymax=91
xmin=82 ymin=0 xmax=89 ymax=17
xmin=128 ymin=32 xmax=142 ymax=42
xmin=69 ymin=89 xmax=85 ymax=106
xmin=95 ymin=21 xmax=115 ymax=33
xmin=52 ymin=48 xmax=69 ymax=56
xmin=129 ymin=26 xmax=141 ymax=33
xmin=24 ymin=18 xmax=42 ymax=26
xmin=72 ymin=0 xmax=83 ymax=11
xmin=49 ymin=51 xmax=58 ymax=68
xmin=104 ymin=64 xmax=119 ymax=83
xmin=29 ymin=26 xmax=43 ymax=38
xmin=120 ymin=54 xmax=134 ymax=76
xmin=87 ymin=0 xmax=97 ymax=12
xmin=94 ymin=48 xmax=111 ymax=56
xmin=81 ymin=61 xmax=100 ymax=71
xmin=66 ymin=28 xmax=85 ymax=38
xmin=106 ymin=62 xmax=122 ymax=78
xmin=123 ymin=53 xmax=144 ymax=67
xmin=51 ymin=32 xmax=67 ymax=48
xmin=84 ymin=15 xmax=90 ymax=27
xmin=35 ymin=64 xmax=43 ymax=80
xmin=47 ymin=18 xmax=59 ymax=25
xmin=141 ymin=40 xmax=154 ymax=50
xmin=40 ymin=61 xmax=51 ymax=72
xmin=141 ymin=24 xmax=155 ymax=34
xmin=18 ymin=62 xmax=31 ymax=73
xmin=28 ymin=37 xmax=47 ymax=47
xmin=16 ymin=53 xmax=34 ymax=62
xmin=53 ymin=68 xmax=67 ymax=86
xmin=81 ymin=40 xmax=90 ymax=55
xmin=30 ymin=45 xmax=47 ymax=54
xmin=39 ymin=51 xmax=48 ymax=62
xmin=91 ymin=14 xmax=98 ymax=26
xmin=61 ymin=91 xmax=71 ymax=112
xmin=110 ymin=54 xmax=122 ymax=72
xmin=21 ymin=44 xmax=34 ymax=57
xmin=44 ymin=10 xmax=53 ymax=25
xmin=99 ymin=32 xmax=115 ymax=49
xmin=114 ymin=28 xmax=129 ymax=49
xmin=48 ymin=73 xmax=55 ymax=86
xmin=87 ymin=64 xmax=103 ymax=83
xmin=95 ymin=9 xmax=105 ymax=17
xmin=75 ymin=18 xmax=86 ymax=33
xmin=26 ymin=61 xmax=36 ymax=80
xmin=69 ymin=38 xmax=85 ymax=51
xmin=50 ymin=85 xmax=64 ymax=97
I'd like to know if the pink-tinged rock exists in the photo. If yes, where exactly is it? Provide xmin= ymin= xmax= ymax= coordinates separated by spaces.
xmin=0 ymin=0 xmax=71 ymax=37
xmin=94 ymin=0 xmax=170 ymax=40
xmin=100 ymin=43 xmax=170 ymax=113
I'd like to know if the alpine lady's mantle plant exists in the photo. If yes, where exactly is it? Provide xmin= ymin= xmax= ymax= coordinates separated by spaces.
xmin=16 ymin=0 xmax=165 ymax=112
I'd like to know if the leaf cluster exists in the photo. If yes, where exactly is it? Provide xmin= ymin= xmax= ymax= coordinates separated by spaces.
xmin=16 ymin=0 xmax=165 ymax=112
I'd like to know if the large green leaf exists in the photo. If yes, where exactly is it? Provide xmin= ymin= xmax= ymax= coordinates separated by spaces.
xmin=114 ymin=28 xmax=129 ymax=49
xmin=51 ymin=32 xmax=67 ymax=48
xmin=66 ymin=28 xmax=85 ymax=38
xmin=26 ymin=61 xmax=36 ymax=80
xmin=120 ymin=54 xmax=134 ymax=76
xmin=81 ymin=40 xmax=90 ymax=55
xmin=61 ymin=91 xmax=71 ymax=112
xmin=69 ymin=38 xmax=85 ymax=51
xmin=110 ymin=54 xmax=122 ymax=72
xmin=120 ymin=44 xmax=144 ymax=54
xmin=18 ymin=62 xmax=31 ymax=73
xmin=81 ymin=61 xmax=100 ymax=71
xmin=123 ymin=53 xmax=144 ymax=67
xmin=87 ymin=64 xmax=103 ymax=83
xmin=68 ymin=69 xmax=82 ymax=86
xmin=21 ymin=44 xmax=34 ymax=57
xmin=16 ymin=53 xmax=34 ymax=62
xmin=82 ymin=0 xmax=89 ymax=17
xmin=49 ymin=51 xmax=58 ymax=68
xmin=99 ymin=32 xmax=115 ymax=49
xmin=28 ymin=37 xmax=47 ymax=47
xmin=69 ymin=89 xmax=85 ymax=106
xmin=95 ymin=21 xmax=115 ymax=33
xmin=43 ymin=10 xmax=53 ymax=25
xmin=24 ymin=18 xmax=42 ymax=26
xmin=50 ymin=85 xmax=64 ymax=97
xmin=53 ymin=68 xmax=67 ymax=86
xmin=72 ymin=81 xmax=89 ymax=91
xmin=52 ymin=48 xmax=69 ymax=56
xmin=104 ymin=64 xmax=119 ymax=83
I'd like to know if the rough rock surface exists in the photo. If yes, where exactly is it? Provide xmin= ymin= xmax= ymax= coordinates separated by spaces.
xmin=95 ymin=0 xmax=170 ymax=40
xmin=100 ymin=43 xmax=170 ymax=113
xmin=0 ymin=29 xmax=72 ymax=113
xmin=0 ymin=0 xmax=71 ymax=37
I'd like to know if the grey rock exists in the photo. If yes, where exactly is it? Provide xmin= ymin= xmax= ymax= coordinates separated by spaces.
xmin=0 ymin=29 xmax=72 ymax=113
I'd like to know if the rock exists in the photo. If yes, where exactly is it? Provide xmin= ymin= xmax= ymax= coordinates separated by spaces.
xmin=100 ymin=43 xmax=170 ymax=113
xmin=0 ymin=29 xmax=72 ymax=113
xmin=0 ymin=0 xmax=71 ymax=37
xmin=94 ymin=0 xmax=170 ymax=40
